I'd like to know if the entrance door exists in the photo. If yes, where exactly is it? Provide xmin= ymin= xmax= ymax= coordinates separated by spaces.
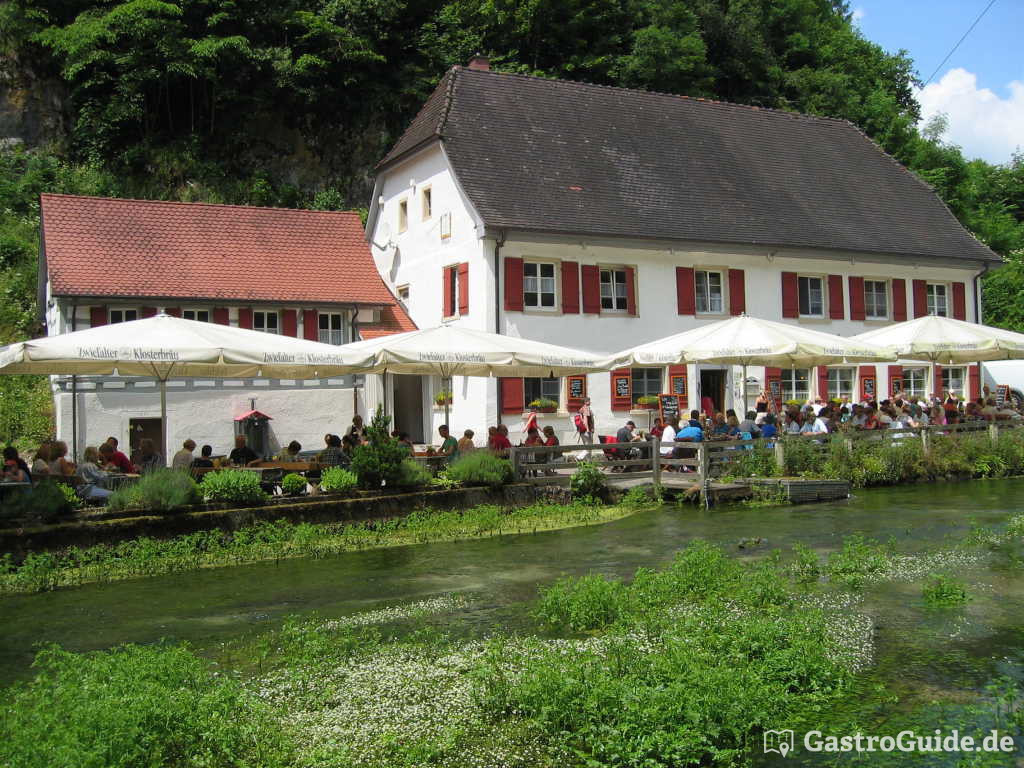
xmin=128 ymin=418 xmax=162 ymax=461
xmin=392 ymin=375 xmax=425 ymax=443
xmin=698 ymin=369 xmax=726 ymax=417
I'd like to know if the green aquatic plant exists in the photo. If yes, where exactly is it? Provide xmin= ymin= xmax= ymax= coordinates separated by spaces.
xmin=922 ymin=573 xmax=969 ymax=606
xmin=789 ymin=542 xmax=822 ymax=583
xmin=569 ymin=460 xmax=606 ymax=500
xmin=826 ymin=534 xmax=890 ymax=589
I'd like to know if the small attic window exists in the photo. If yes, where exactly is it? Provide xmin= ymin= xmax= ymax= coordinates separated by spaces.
xmin=422 ymin=187 xmax=432 ymax=220
xmin=398 ymin=199 xmax=408 ymax=233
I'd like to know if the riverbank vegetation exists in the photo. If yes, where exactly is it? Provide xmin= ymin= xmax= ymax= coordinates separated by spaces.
xmin=0 ymin=501 xmax=632 ymax=595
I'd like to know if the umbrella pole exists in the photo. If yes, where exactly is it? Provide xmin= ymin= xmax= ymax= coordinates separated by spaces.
xmin=160 ymin=377 xmax=168 ymax=468
xmin=741 ymin=364 xmax=748 ymax=414
xmin=444 ymin=375 xmax=451 ymax=428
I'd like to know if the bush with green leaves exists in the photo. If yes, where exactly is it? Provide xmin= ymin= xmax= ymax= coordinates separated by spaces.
xmin=108 ymin=469 xmax=200 ymax=513
xmin=280 ymin=473 xmax=307 ymax=496
xmin=619 ymin=485 xmax=657 ymax=508
xmin=445 ymin=451 xmax=514 ymax=488
xmin=0 ymin=643 xmax=294 ymax=768
xmin=923 ymin=573 xmax=969 ymax=606
xmin=569 ymin=460 xmax=606 ymax=500
xmin=349 ymin=406 xmax=409 ymax=490
xmin=318 ymin=466 xmax=358 ymax=494
xmin=0 ymin=480 xmax=74 ymax=523
xmin=393 ymin=458 xmax=431 ymax=489
xmin=826 ymin=534 xmax=890 ymax=589
xmin=200 ymin=469 xmax=267 ymax=505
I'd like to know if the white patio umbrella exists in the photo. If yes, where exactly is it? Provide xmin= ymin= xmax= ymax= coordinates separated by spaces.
xmin=0 ymin=313 xmax=377 ymax=462
xmin=853 ymin=315 xmax=1024 ymax=398
xmin=602 ymin=314 xmax=894 ymax=411
xmin=341 ymin=325 xmax=607 ymax=423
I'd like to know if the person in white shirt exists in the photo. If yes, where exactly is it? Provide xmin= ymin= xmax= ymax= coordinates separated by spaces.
xmin=810 ymin=397 xmax=826 ymax=416
xmin=660 ymin=419 xmax=678 ymax=457
xmin=801 ymin=410 xmax=829 ymax=435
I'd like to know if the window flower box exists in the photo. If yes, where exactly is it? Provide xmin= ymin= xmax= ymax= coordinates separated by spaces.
xmin=528 ymin=398 xmax=558 ymax=413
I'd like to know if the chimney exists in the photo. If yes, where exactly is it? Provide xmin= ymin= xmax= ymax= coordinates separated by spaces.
xmin=467 ymin=54 xmax=490 ymax=71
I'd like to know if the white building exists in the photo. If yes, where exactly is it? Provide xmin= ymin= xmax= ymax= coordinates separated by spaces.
xmin=39 ymin=194 xmax=415 ymax=459
xmin=366 ymin=57 xmax=1001 ymax=441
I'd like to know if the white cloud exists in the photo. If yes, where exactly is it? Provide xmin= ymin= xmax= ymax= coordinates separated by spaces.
xmin=851 ymin=7 xmax=865 ymax=25
xmin=915 ymin=68 xmax=1024 ymax=165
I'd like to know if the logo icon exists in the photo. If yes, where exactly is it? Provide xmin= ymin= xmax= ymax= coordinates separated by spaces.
xmin=764 ymin=729 xmax=795 ymax=758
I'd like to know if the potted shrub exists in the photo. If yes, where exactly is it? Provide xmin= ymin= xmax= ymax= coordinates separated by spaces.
xmin=635 ymin=395 xmax=660 ymax=410
xmin=280 ymin=473 xmax=307 ymax=497
xmin=434 ymin=390 xmax=453 ymax=407
xmin=528 ymin=397 xmax=558 ymax=413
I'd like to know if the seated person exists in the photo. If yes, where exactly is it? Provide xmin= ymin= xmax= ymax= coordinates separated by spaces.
xmin=488 ymin=426 xmax=511 ymax=457
xmin=99 ymin=442 xmax=135 ymax=473
xmin=275 ymin=440 xmax=303 ymax=462
xmin=686 ymin=410 xmax=702 ymax=429
xmin=3 ymin=446 xmax=32 ymax=481
xmin=650 ymin=417 xmax=665 ymax=438
xmin=191 ymin=444 xmax=215 ymax=468
xmin=228 ymin=435 xmax=259 ymax=466
xmin=523 ymin=426 xmax=544 ymax=447
xmin=77 ymin=446 xmax=113 ymax=501
xmin=318 ymin=434 xmax=347 ymax=466
xmin=615 ymin=420 xmax=638 ymax=445
xmin=800 ymin=407 xmax=829 ymax=436
xmin=659 ymin=419 xmax=678 ymax=456
xmin=437 ymin=425 xmax=459 ymax=460
xmin=542 ymin=425 xmax=559 ymax=447
xmin=738 ymin=411 xmax=761 ymax=438
xmin=724 ymin=413 xmax=742 ymax=438
xmin=3 ymin=452 xmax=30 ymax=484
xmin=48 ymin=441 xmax=76 ymax=476
xmin=135 ymin=438 xmax=164 ymax=474
xmin=397 ymin=433 xmax=415 ymax=454
xmin=457 ymin=430 xmax=477 ymax=454
xmin=708 ymin=413 xmax=731 ymax=438
xmin=759 ymin=413 xmax=778 ymax=439
xmin=172 ymin=439 xmax=196 ymax=471
xmin=31 ymin=442 xmax=52 ymax=476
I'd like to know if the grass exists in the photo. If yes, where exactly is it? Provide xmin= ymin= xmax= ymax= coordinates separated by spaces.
xmin=0 ymin=501 xmax=636 ymax=595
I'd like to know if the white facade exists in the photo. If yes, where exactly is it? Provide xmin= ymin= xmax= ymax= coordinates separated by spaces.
xmin=369 ymin=143 xmax=989 ymax=444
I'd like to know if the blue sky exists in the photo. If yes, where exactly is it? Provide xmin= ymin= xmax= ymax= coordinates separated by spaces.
xmin=852 ymin=0 xmax=1022 ymax=164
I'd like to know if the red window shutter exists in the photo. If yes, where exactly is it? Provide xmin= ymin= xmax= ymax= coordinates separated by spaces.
xmin=969 ymin=363 xmax=981 ymax=400
xmin=765 ymin=367 xmax=783 ymax=409
xmin=912 ymin=279 xmax=927 ymax=318
xmin=503 ymin=257 xmax=524 ymax=311
xmin=458 ymin=262 xmax=469 ymax=315
xmin=858 ymin=365 xmax=876 ymax=402
xmin=934 ymin=364 xmax=944 ymax=396
xmin=676 ymin=267 xmax=695 ymax=315
xmin=781 ymin=272 xmax=798 ymax=318
xmin=442 ymin=267 xmax=454 ymax=317
xmin=140 ymin=306 xmax=157 ymax=318
xmin=561 ymin=261 xmax=580 ymax=314
xmin=303 ymin=310 xmax=318 ymax=340
xmin=892 ymin=279 xmax=907 ymax=322
xmin=165 ymin=307 xmax=181 ymax=317
xmin=581 ymin=265 xmax=601 ymax=314
xmin=828 ymin=275 xmax=844 ymax=319
xmin=848 ymin=277 xmax=865 ymax=321
xmin=213 ymin=307 xmax=229 ymax=325
xmin=500 ymin=377 xmax=524 ymax=414
xmin=887 ymin=365 xmax=903 ymax=398
xmin=952 ymin=282 xmax=966 ymax=320
xmin=282 ymin=309 xmax=298 ymax=337
xmin=668 ymin=364 xmax=687 ymax=409
xmin=89 ymin=306 xmax=107 ymax=327
xmin=625 ymin=266 xmax=637 ymax=316
xmin=238 ymin=307 xmax=253 ymax=329
xmin=817 ymin=366 xmax=830 ymax=400
xmin=728 ymin=268 xmax=745 ymax=316
xmin=610 ymin=368 xmax=632 ymax=411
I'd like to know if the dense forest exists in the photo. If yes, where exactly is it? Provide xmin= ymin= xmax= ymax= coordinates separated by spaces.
xmin=0 ymin=0 xmax=1022 ymax=441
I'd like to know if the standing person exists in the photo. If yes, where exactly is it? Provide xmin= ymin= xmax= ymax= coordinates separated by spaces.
xmin=576 ymin=397 xmax=595 ymax=443
xmin=172 ymin=439 xmax=196 ymax=471
xmin=437 ymin=425 xmax=459 ymax=461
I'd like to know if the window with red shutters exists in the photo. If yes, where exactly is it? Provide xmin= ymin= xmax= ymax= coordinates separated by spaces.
xmin=781 ymin=272 xmax=798 ymax=318
xmin=503 ymin=257 xmax=524 ymax=311
xmin=89 ymin=306 xmax=107 ymax=327
xmin=764 ymin=367 xmax=783 ymax=409
xmin=668 ymin=364 xmax=688 ymax=409
xmin=969 ymin=363 xmax=981 ymax=400
xmin=817 ymin=366 xmax=830 ymax=399
xmin=500 ymin=377 xmax=524 ymax=414
xmin=676 ymin=267 xmax=696 ymax=315
xmin=892 ymin=279 xmax=907 ymax=321
xmin=458 ymin=262 xmax=469 ymax=315
xmin=912 ymin=279 xmax=927 ymax=318
xmin=213 ymin=307 xmax=229 ymax=325
xmin=561 ymin=261 xmax=580 ymax=314
xmin=610 ymin=368 xmax=632 ymax=411
xmin=848 ymin=277 xmax=865 ymax=321
xmin=952 ymin=282 xmax=966 ymax=320
xmin=934 ymin=364 xmax=944 ymax=396
xmin=282 ymin=309 xmax=298 ymax=337
xmin=581 ymin=265 xmax=601 ymax=314
xmin=303 ymin=310 xmax=318 ymax=340
xmin=140 ymin=307 xmax=157 ymax=318
xmin=442 ymin=265 xmax=456 ymax=318
xmin=165 ymin=307 xmax=181 ymax=317
xmin=238 ymin=307 xmax=253 ymax=329
xmin=828 ymin=275 xmax=844 ymax=319
xmin=728 ymin=268 xmax=745 ymax=315
xmin=887 ymin=365 xmax=903 ymax=398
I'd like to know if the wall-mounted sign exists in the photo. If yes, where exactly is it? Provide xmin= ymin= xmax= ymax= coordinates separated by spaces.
xmin=659 ymin=394 xmax=680 ymax=423
xmin=567 ymin=375 xmax=587 ymax=403
xmin=861 ymin=376 xmax=876 ymax=401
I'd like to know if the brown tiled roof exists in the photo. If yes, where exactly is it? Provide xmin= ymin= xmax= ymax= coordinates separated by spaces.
xmin=380 ymin=67 xmax=999 ymax=263
xmin=41 ymin=194 xmax=401 ymax=304
xmin=359 ymin=302 xmax=416 ymax=339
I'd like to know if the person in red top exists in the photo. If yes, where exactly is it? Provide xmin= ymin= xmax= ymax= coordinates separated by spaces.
xmin=100 ymin=440 xmax=135 ymax=473
xmin=488 ymin=424 xmax=512 ymax=457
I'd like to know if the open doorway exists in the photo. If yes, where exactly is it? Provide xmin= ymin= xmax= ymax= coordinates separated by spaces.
xmin=392 ymin=374 xmax=425 ymax=443
xmin=698 ymin=368 xmax=726 ymax=417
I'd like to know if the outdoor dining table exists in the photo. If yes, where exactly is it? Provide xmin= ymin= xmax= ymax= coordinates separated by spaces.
xmin=105 ymin=473 xmax=140 ymax=491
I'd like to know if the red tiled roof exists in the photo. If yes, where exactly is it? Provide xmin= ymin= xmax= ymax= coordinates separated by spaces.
xmin=40 ymin=194 xmax=399 ymax=305
xmin=359 ymin=302 xmax=417 ymax=339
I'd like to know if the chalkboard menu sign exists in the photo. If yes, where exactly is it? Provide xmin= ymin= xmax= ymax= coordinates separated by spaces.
xmin=671 ymin=374 xmax=687 ymax=396
xmin=615 ymin=376 xmax=631 ymax=398
xmin=568 ymin=375 xmax=586 ymax=402
xmin=997 ymin=384 xmax=1010 ymax=407
xmin=862 ymin=376 xmax=875 ymax=400
xmin=659 ymin=394 xmax=680 ymax=422
xmin=890 ymin=377 xmax=903 ymax=397
xmin=769 ymin=379 xmax=781 ymax=401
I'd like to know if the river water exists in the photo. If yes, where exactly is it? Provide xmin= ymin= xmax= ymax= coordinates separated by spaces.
xmin=2 ymin=479 xmax=1023 ymax=763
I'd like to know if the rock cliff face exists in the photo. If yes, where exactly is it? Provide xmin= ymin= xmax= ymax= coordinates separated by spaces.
xmin=0 ymin=56 xmax=67 ymax=146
